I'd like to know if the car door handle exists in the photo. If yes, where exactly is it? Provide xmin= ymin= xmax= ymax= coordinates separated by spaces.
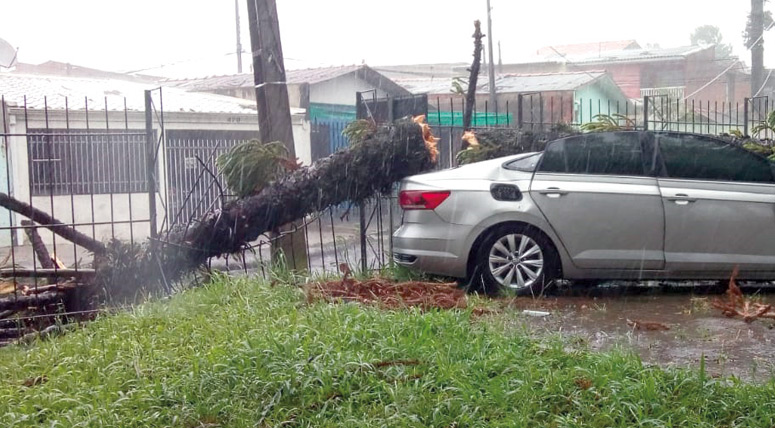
xmin=666 ymin=193 xmax=697 ymax=205
xmin=538 ymin=187 xmax=568 ymax=198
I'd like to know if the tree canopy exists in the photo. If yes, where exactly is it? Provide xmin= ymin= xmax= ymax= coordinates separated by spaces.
xmin=690 ymin=25 xmax=733 ymax=58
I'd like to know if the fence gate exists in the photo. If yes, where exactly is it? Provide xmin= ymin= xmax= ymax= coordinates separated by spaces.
xmin=356 ymin=92 xmax=428 ymax=123
xmin=164 ymin=130 xmax=258 ymax=227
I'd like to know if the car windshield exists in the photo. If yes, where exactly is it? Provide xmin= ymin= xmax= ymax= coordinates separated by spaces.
xmin=504 ymin=153 xmax=543 ymax=172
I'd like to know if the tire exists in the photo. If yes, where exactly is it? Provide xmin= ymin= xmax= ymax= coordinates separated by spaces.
xmin=472 ymin=225 xmax=560 ymax=296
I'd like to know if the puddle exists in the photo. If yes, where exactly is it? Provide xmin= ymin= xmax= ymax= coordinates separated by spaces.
xmin=510 ymin=283 xmax=775 ymax=382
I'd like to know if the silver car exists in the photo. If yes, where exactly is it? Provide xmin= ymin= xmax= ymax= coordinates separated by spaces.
xmin=392 ymin=131 xmax=775 ymax=294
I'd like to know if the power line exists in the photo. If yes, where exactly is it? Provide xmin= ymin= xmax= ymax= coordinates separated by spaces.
xmin=684 ymin=19 xmax=775 ymax=100
xmin=754 ymin=68 xmax=774 ymax=97
xmin=682 ymin=60 xmax=742 ymax=100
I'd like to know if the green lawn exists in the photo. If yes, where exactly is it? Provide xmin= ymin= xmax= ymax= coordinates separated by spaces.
xmin=1 ymin=275 xmax=774 ymax=427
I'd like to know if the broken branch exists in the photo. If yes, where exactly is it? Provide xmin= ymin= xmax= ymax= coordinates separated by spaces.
xmin=0 ymin=291 xmax=64 ymax=312
xmin=21 ymin=220 xmax=54 ymax=269
xmin=0 ymin=193 xmax=105 ymax=254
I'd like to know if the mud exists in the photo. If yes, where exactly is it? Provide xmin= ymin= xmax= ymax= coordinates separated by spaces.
xmin=512 ymin=283 xmax=775 ymax=382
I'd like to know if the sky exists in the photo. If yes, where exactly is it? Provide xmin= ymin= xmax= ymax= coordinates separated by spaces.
xmin=0 ymin=0 xmax=765 ymax=78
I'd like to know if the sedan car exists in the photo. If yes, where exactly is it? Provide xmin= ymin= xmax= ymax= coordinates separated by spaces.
xmin=392 ymin=131 xmax=775 ymax=294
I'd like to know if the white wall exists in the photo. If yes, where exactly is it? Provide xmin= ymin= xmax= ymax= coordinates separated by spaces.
xmin=292 ymin=118 xmax=311 ymax=165
xmin=30 ymin=193 xmax=163 ymax=248
xmin=310 ymin=75 xmax=390 ymax=106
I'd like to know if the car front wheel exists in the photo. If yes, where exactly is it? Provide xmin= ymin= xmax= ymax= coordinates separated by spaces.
xmin=473 ymin=225 xmax=560 ymax=296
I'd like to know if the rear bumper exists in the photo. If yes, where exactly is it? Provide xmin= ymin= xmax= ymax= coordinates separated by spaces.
xmin=391 ymin=222 xmax=471 ymax=278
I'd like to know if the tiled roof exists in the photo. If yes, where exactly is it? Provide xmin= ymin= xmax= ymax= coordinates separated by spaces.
xmin=536 ymin=40 xmax=640 ymax=56
xmin=164 ymin=65 xmax=366 ymax=92
xmin=372 ymin=63 xmax=468 ymax=79
xmin=535 ymin=45 xmax=712 ymax=65
xmin=394 ymin=77 xmax=460 ymax=95
xmin=484 ymin=71 xmax=607 ymax=92
xmin=0 ymin=73 xmax=305 ymax=115
xmin=398 ymin=71 xmax=609 ymax=95
xmin=287 ymin=65 xmax=364 ymax=85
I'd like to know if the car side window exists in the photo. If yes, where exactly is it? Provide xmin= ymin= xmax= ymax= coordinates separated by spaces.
xmin=504 ymin=153 xmax=543 ymax=172
xmin=658 ymin=134 xmax=774 ymax=183
xmin=538 ymin=133 xmax=645 ymax=176
xmin=537 ymin=139 xmax=567 ymax=173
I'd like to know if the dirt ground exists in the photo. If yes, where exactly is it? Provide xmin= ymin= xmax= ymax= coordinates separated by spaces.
xmin=512 ymin=283 xmax=775 ymax=382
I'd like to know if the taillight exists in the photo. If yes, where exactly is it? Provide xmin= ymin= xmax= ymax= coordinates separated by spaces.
xmin=399 ymin=190 xmax=451 ymax=210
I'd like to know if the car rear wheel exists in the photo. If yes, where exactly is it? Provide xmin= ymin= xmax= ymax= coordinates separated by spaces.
xmin=472 ymin=225 xmax=560 ymax=296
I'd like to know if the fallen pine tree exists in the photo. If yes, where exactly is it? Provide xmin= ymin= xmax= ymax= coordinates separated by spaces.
xmin=0 ymin=116 xmax=440 ymax=308
xmin=456 ymin=126 xmax=578 ymax=165
xmin=456 ymin=124 xmax=775 ymax=166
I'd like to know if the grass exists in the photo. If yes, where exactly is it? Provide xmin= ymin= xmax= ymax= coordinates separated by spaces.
xmin=1 ymin=275 xmax=774 ymax=427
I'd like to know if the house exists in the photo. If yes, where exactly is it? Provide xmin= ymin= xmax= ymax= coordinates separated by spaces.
xmin=164 ymin=64 xmax=411 ymax=122
xmin=0 ymin=72 xmax=308 ymax=251
xmin=397 ymin=70 xmax=631 ymax=127
xmin=498 ymin=42 xmax=749 ymax=104
xmin=163 ymin=65 xmax=412 ymax=160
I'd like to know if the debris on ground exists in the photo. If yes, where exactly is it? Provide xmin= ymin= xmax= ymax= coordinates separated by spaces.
xmin=574 ymin=377 xmax=593 ymax=390
xmin=626 ymin=319 xmax=671 ymax=331
xmin=523 ymin=309 xmax=551 ymax=317
xmin=21 ymin=375 xmax=48 ymax=388
xmin=306 ymin=277 xmax=468 ymax=310
xmin=712 ymin=267 xmax=775 ymax=323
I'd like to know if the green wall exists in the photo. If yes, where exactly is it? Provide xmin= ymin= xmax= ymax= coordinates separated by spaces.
xmin=574 ymin=80 xmax=631 ymax=124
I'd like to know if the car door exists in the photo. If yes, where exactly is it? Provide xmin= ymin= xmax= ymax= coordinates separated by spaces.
xmin=530 ymin=132 xmax=665 ymax=270
xmin=656 ymin=133 xmax=775 ymax=273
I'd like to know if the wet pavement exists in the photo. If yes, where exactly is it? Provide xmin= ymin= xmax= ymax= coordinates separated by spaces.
xmin=510 ymin=283 xmax=775 ymax=382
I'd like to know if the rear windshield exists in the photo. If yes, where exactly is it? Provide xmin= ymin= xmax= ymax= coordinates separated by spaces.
xmin=504 ymin=153 xmax=543 ymax=172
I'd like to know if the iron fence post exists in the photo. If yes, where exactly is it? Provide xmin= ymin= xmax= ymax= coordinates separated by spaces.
xmin=359 ymin=202 xmax=367 ymax=272
xmin=145 ymin=90 xmax=158 ymax=240
xmin=744 ymin=97 xmax=750 ymax=136
xmin=643 ymin=96 xmax=649 ymax=131
xmin=517 ymin=94 xmax=523 ymax=129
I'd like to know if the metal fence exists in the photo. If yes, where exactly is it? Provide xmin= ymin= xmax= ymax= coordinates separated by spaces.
xmin=6 ymin=85 xmax=775 ymax=338
xmin=423 ymin=94 xmax=775 ymax=169
xmin=0 ymin=86 xmax=409 ymax=343
xmin=0 ymin=92 xmax=157 ymax=335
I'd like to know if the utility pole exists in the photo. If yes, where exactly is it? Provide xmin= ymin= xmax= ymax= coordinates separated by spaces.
xmin=486 ymin=0 xmax=497 ymax=111
xmin=235 ymin=0 xmax=243 ymax=73
xmin=245 ymin=0 xmax=307 ymax=269
xmin=751 ymin=0 xmax=765 ymax=97
xmin=246 ymin=0 xmax=295 ymax=155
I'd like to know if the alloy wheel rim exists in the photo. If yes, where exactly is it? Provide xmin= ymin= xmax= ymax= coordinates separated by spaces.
xmin=488 ymin=234 xmax=544 ymax=289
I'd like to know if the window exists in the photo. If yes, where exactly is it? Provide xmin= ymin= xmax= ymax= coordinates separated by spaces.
xmin=504 ymin=153 xmax=542 ymax=172
xmin=657 ymin=134 xmax=774 ymax=183
xmin=538 ymin=133 xmax=646 ymax=176
xmin=29 ymin=129 xmax=148 ymax=196
xmin=538 ymin=138 xmax=568 ymax=173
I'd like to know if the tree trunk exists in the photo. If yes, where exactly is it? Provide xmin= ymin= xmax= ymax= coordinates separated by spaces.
xmin=463 ymin=20 xmax=484 ymax=133
xmin=0 ymin=119 xmax=438 ymax=304
xmin=21 ymin=220 xmax=55 ymax=270
xmin=0 ymin=193 xmax=105 ymax=254
xmin=160 ymin=118 xmax=436 ymax=280
xmin=0 ymin=291 xmax=63 ymax=312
